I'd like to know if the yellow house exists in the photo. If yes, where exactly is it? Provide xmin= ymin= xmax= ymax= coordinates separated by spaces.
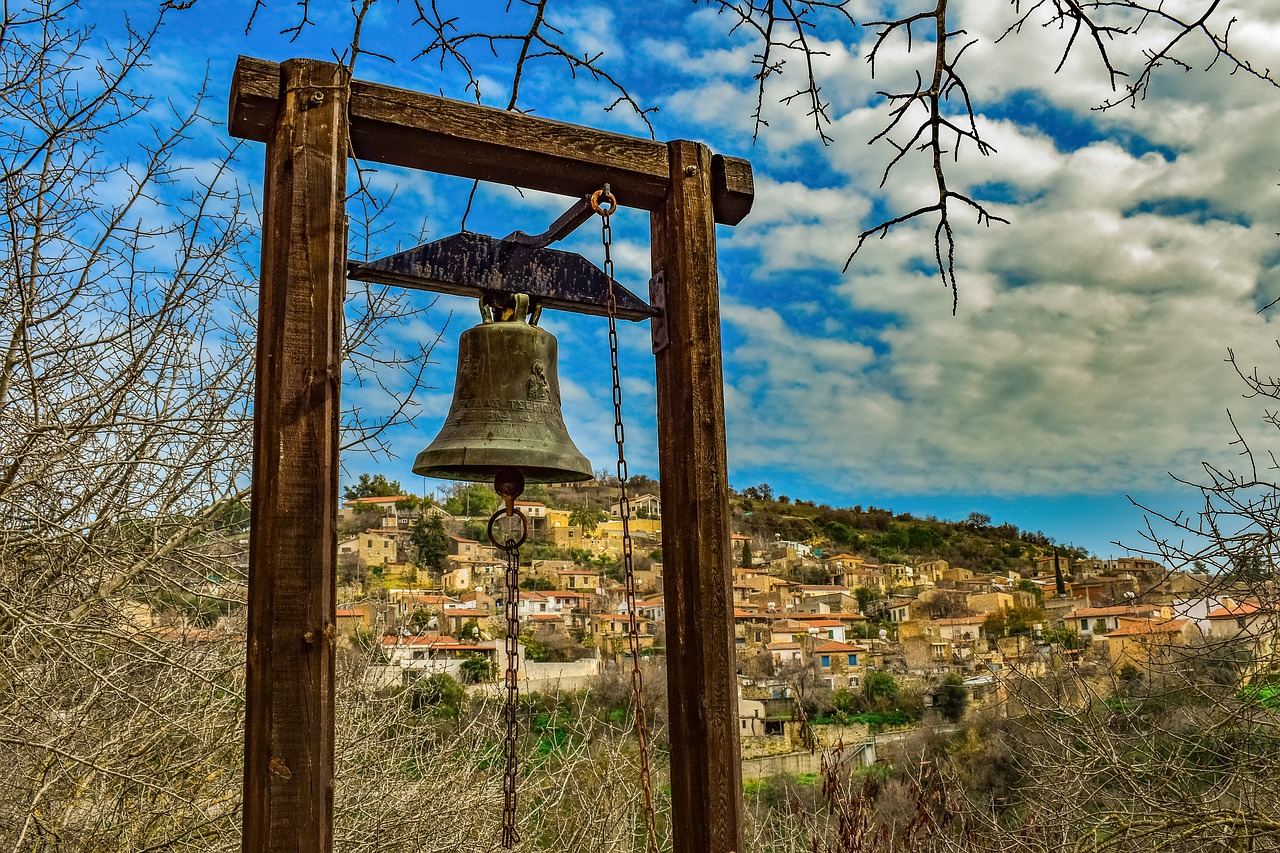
xmin=1105 ymin=618 xmax=1196 ymax=673
xmin=587 ymin=518 xmax=662 ymax=549
xmin=545 ymin=508 xmax=584 ymax=546
xmin=338 ymin=532 xmax=400 ymax=567
xmin=966 ymin=591 xmax=1014 ymax=615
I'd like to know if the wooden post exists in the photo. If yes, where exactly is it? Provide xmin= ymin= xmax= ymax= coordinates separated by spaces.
xmin=652 ymin=139 xmax=744 ymax=853
xmin=243 ymin=58 xmax=348 ymax=853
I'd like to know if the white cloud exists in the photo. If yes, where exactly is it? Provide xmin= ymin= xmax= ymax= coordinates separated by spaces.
xmin=705 ymin=0 xmax=1280 ymax=498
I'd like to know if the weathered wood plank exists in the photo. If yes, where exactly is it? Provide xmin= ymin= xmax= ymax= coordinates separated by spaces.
xmin=651 ymin=140 xmax=744 ymax=853
xmin=243 ymin=57 xmax=346 ymax=853
xmin=229 ymin=55 xmax=754 ymax=225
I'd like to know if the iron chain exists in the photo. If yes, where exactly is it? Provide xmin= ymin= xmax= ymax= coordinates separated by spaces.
xmin=599 ymin=187 xmax=659 ymax=853
xmin=500 ymin=530 xmax=522 ymax=848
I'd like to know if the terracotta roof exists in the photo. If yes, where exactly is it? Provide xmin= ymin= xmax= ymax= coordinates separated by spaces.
xmin=1207 ymin=600 xmax=1263 ymax=619
xmin=1067 ymin=605 xmax=1159 ymax=619
xmin=383 ymin=634 xmax=454 ymax=647
xmin=768 ymin=642 xmax=802 ymax=651
xmin=397 ymin=593 xmax=459 ymax=605
xmin=1104 ymin=619 xmax=1189 ymax=638
xmin=814 ymin=640 xmax=866 ymax=653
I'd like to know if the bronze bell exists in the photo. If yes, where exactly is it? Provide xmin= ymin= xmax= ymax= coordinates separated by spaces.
xmin=413 ymin=293 xmax=593 ymax=485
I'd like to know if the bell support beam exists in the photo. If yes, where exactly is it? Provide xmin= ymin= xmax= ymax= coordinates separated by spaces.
xmin=229 ymin=55 xmax=754 ymax=853
xmin=651 ymin=140 xmax=744 ymax=853
xmin=229 ymin=56 xmax=753 ymax=226
xmin=243 ymin=58 xmax=346 ymax=853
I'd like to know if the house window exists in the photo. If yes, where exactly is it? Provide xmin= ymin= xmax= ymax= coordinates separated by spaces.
xmin=820 ymin=655 xmax=831 ymax=667
xmin=848 ymin=654 xmax=857 ymax=666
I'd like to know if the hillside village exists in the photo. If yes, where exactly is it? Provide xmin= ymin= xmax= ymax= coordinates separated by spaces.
xmin=254 ymin=475 xmax=1277 ymax=767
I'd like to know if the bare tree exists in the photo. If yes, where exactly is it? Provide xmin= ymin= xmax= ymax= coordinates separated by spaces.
xmin=0 ymin=3 xmax=433 ymax=849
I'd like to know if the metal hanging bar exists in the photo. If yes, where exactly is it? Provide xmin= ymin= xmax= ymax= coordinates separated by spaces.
xmin=502 ymin=194 xmax=597 ymax=248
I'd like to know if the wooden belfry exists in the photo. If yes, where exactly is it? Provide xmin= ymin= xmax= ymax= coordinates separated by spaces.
xmin=228 ymin=56 xmax=754 ymax=853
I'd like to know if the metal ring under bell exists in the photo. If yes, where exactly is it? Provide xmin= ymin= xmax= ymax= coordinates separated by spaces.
xmin=487 ymin=508 xmax=529 ymax=551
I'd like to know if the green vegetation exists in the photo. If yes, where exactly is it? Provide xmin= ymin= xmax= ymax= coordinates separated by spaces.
xmin=459 ymin=654 xmax=495 ymax=685
xmin=982 ymin=605 xmax=1048 ymax=638
xmin=731 ymin=487 xmax=1088 ymax=572
xmin=343 ymin=473 xmax=403 ymax=500
xmin=569 ymin=505 xmax=608 ymax=533
xmin=410 ymin=512 xmax=449 ymax=577
xmin=935 ymin=673 xmax=969 ymax=723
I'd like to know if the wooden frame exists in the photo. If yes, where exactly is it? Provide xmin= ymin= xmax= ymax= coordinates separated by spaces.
xmin=230 ymin=55 xmax=753 ymax=853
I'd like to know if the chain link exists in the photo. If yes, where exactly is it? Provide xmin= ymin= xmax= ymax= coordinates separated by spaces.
xmin=500 ymin=531 xmax=522 ymax=848
xmin=599 ymin=187 xmax=659 ymax=853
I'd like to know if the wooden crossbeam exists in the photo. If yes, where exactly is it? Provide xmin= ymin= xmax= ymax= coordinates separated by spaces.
xmin=229 ymin=56 xmax=754 ymax=225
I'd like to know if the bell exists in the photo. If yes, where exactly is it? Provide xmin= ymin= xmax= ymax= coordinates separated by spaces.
xmin=413 ymin=294 xmax=593 ymax=485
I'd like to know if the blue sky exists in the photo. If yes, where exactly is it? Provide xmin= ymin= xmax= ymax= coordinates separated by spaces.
xmin=86 ymin=0 xmax=1280 ymax=559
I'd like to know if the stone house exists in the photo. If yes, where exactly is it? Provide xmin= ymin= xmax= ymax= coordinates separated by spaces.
xmin=813 ymin=640 xmax=866 ymax=690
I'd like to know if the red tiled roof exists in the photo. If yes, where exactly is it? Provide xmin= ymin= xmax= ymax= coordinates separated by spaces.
xmin=382 ymin=634 xmax=454 ymax=647
xmin=1067 ymin=605 xmax=1159 ymax=619
xmin=935 ymin=615 xmax=987 ymax=625
xmin=1105 ymin=619 xmax=1189 ymax=638
xmin=1207 ymin=600 xmax=1263 ymax=619
xmin=399 ymin=594 xmax=458 ymax=604
xmin=814 ymin=640 xmax=866 ymax=653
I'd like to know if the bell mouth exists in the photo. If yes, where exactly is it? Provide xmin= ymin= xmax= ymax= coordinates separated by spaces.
xmin=411 ymin=457 xmax=593 ymax=485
